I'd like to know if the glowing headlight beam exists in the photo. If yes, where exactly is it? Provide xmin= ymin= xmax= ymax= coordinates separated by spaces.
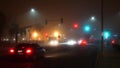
xmin=66 ymin=40 xmax=77 ymax=45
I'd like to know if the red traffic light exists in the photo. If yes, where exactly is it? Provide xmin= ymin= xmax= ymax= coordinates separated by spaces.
xmin=73 ymin=23 xmax=79 ymax=29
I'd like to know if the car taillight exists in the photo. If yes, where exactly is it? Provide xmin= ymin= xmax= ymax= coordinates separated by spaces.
xmin=78 ymin=40 xmax=87 ymax=45
xmin=9 ymin=48 xmax=15 ymax=54
xmin=25 ymin=48 xmax=33 ymax=55
xmin=82 ymin=40 xmax=87 ymax=44
xmin=112 ymin=40 xmax=115 ymax=44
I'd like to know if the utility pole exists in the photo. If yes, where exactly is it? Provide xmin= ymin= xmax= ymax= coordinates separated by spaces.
xmin=101 ymin=0 xmax=104 ymax=59
xmin=96 ymin=0 xmax=104 ymax=67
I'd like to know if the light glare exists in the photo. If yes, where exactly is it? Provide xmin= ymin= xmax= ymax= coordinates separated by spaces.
xmin=67 ymin=40 xmax=77 ymax=45
xmin=30 ymin=8 xmax=35 ymax=13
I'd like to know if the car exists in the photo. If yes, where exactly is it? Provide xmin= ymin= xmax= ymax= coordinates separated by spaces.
xmin=111 ymin=34 xmax=120 ymax=49
xmin=49 ymin=40 xmax=59 ymax=46
xmin=66 ymin=39 xmax=77 ymax=46
xmin=78 ymin=39 xmax=88 ymax=46
xmin=8 ymin=43 xmax=46 ymax=60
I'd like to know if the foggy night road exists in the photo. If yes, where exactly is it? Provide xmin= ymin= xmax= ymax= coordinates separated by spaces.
xmin=0 ymin=45 xmax=98 ymax=68
xmin=0 ymin=0 xmax=120 ymax=68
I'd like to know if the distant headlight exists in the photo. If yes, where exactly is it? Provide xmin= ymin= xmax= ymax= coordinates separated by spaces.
xmin=78 ymin=40 xmax=82 ymax=44
xmin=66 ymin=40 xmax=77 ymax=45
xmin=49 ymin=40 xmax=59 ymax=46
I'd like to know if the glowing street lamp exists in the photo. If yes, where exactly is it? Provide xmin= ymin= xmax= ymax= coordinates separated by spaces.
xmin=54 ymin=31 xmax=59 ymax=37
xmin=30 ymin=8 xmax=36 ymax=13
xmin=29 ymin=8 xmax=39 ymax=18
xmin=32 ymin=31 xmax=38 ymax=39
xmin=90 ymin=16 xmax=96 ymax=21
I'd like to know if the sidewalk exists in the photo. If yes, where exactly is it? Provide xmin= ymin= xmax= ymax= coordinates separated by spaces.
xmin=96 ymin=45 xmax=120 ymax=68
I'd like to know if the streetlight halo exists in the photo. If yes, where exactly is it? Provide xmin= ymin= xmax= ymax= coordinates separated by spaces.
xmin=30 ymin=8 xmax=35 ymax=13
xmin=91 ymin=16 xmax=95 ymax=21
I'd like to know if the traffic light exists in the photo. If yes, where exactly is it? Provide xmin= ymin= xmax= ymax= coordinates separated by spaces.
xmin=104 ymin=31 xmax=110 ymax=39
xmin=84 ymin=25 xmax=90 ymax=32
xmin=73 ymin=23 xmax=79 ymax=29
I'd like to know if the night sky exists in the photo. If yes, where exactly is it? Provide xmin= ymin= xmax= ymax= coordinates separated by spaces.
xmin=0 ymin=0 xmax=120 ymax=34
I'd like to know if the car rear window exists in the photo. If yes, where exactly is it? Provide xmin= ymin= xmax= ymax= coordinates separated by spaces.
xmin=17 ymin=43 xmax=39 ymax=48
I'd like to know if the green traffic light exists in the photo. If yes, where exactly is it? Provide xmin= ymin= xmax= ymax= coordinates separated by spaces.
xmin=84 ymin=25 xmax=90 ymax=32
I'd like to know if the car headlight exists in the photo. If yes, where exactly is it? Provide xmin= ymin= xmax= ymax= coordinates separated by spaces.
xmin=49 ymin=40 xmax=59 ymax=46
xmin=66 ymin=40 xmax=77 ymax=45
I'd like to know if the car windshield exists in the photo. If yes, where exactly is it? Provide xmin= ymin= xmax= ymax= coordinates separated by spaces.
xmin=0 ymin=0 xmax=120 ymax=68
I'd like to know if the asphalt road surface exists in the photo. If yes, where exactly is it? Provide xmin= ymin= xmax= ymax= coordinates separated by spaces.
xmin=97 ymin=44 xmax=120 ymax=68
xmin=0 ymin=44 xmax=98 ymax=68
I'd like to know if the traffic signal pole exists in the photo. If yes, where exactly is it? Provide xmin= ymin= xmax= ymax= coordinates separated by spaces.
xmin=101 ymin=0 xmax=104 ymax=59
xmin=101 ymin=0 xmax=104 ymax=62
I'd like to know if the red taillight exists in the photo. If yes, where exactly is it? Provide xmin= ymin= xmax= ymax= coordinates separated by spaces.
xmin=112 ymin=40 xmax=115 ymax=44
xmin=25 ymin=48 xmax=33 ymax=55
xmin=81 ymin=40 xmax=87 ymax=45
xmin=82 ymin=40 xmax=87 ymax=44
xmin=9 ymin=48 xmax=15 ymax=54
xmin=79 ymin=40 xmax=87 ymax=46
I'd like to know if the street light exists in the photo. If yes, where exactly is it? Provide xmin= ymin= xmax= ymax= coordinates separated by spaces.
xmin=29 ymin=8 xmax=39 ymax=18
xmin=32 ymin=31 xmax=39 ymax=39
xmin=90 ymin=16 xmax=96 ymax=21
xmin=54 ymin=31 xmax=59 ymax=37
xmin=30 ymin=8 xmax=36 ymax=13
